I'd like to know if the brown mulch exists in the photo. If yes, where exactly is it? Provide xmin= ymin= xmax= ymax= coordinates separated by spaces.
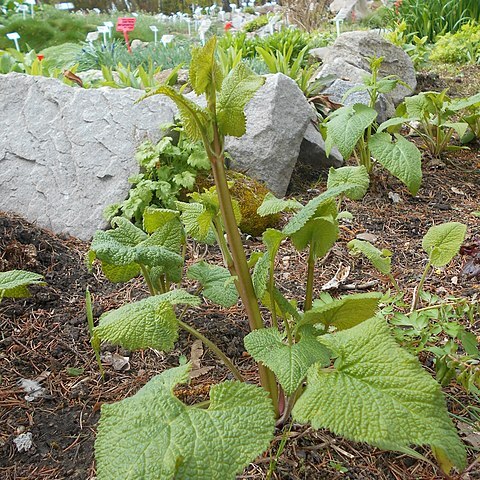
xmin=1 ymin=148 xmax=479 ymax=479
xmin=2 ymin=61 xmax=480 ymax=478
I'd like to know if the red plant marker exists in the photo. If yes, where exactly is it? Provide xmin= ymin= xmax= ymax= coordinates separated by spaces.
xmin=116 ymin=17 xmax=136 ymax=53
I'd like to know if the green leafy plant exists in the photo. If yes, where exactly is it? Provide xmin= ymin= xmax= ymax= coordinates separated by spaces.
xmin=323 ymin=57 xmax=422 ymax=195
xmin=385 ymin=20 xmax=430 ymax=69
xmin=104 ymin=122 xmax=211 ymax=226
xmin=243 ymin=14 xmax=269 ymax=33
xmin=430 ymin=22 xmax=480 ymax=64
xmin=0 ymin=270 xmax=45 ymax=302
xmin=379 ymin=90 xmax=480 ymax=157
xmin=388 ymin=291 xmax=480 ymax=393
xmin=349 ymin=222 xmax=478 ymax=391
xmin=387 ymin=0 xmax=480 ymax=42
xmin=88 ymin=38 xmax=467 ymax=479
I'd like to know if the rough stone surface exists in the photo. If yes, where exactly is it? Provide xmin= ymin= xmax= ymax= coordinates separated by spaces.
xmin=323 ymin=79 xmax=395 ymax=123
xmin=314 ymin=31 xmax=416 ymax=107
xmin=0 ymin=73 xmax=176 ymax=240
xmin=298 ymin=123 xmax=343 ymax=170
xmin=224 ymin=73 xmax=313 ymax=197
xmin=330 ymin=0 xmax=370 ymax=19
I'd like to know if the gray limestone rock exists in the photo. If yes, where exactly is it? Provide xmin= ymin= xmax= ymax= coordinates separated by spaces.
xmin=323 ymin=79 xmax=395 ymax=123
xmin=0 ymin=73 xmax=176 ymax=240
xmin=314 ymin=31 xmax=416 ymax=107
xmin=224 ymin=73 xmax=313 ymax=197
xmin=298 ymin=122 xmax=343 ymax=170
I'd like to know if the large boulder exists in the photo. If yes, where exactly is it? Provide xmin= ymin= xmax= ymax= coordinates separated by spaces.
xmin=224 ymin=73 xmax=340 ymax=197
xmin=0 ymin=73 xmax=176 ymax=240
xmin=313 ymin=31 xmax=416 ymax=108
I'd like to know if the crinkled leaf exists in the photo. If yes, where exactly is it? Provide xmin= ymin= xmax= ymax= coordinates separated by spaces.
xmin=257 ymin=193 xmax=302 ymax=217
xmin=325 ymin=104 xmax=377 ymax=159
xmin=173 ymin=171 xmax=196 ymax=189
xmin=297 ymin=293 xmax=382 ymax=331
xmin=292 ymin=317 xmax=466 ymax=473
xmin=110 ymin=217 xmax=148 ymax=245
xmin=0 ymin=270 xmax=45 ymax=299
xmin=190 ymin=37 xmax=223 ymax=95
xmin=290 ymin=199 xmax=338 ymax=258
xmin=252 ymin=252 xmax=270 ymax=300
xmin=94 ymin=298 xmax=178 ymax=351
xmin=369 ymin=132 xmax=422 ymax=196
xmin=187 ymin=149 xmax=210 ymax=170
xmin=327 ymin=166 xmax=370 ymax=200
xmin=422 ymin=222 xmax=467 ymax=267
xmin=283 ymin=184 xmax=354 ymax=237
xmin=188 ymin=261 xmax=238 ymax=307
xmin=95 ymin=364 xmax=275 ymax=480
xmin=244 ymin=328 xmax=330 ymax=395
xmin=141 ymin=214 xmax=184 ymax=254
xmin=101 ymin=262 xmax=141 ymax=283
xmin=217 ymin=62 xmax=265 ymax=137
xmin=148 ymin=85 xmax=210 ymax=142
xmin=143 ymin=207 xmax=179 ymax=234
xmin=347 ymin=239 xmax=392 ymax=275
xmin=176 ymin=201 xmax=216 ymax=244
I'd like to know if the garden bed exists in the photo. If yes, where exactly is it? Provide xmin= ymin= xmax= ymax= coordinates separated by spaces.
xmin=1 ymin=141 xmax=479 ymax=478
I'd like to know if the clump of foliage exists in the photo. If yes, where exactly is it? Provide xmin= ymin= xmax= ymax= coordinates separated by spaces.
xmin=349 ymin=222 xmax=479 ymax=392
xmin=0 ymin=270 xmax=45 ymax=302
xmin=385 ymin=20 xmax=430 ymax=69
xmin=430 ymin=22 xmax=480 ymax=64
xmin=0 ymin=6 xmax=98 ymax=51
xmin=323 ymin=57 xmax=422 ymax=195
xmin=104 ymin=123 xmax=211 ymax=226
xmin=243 ymin=15 xmax=269 ymax=33
xmin=88 ymin=38 xmax=467 ymax=479
xmin=387 ymin=0 xmax=480 ymax=42
xmin=379 ymin=90 xmax=480 ymax=157
xmin=76 ymin=38 xmax=192 ymax=72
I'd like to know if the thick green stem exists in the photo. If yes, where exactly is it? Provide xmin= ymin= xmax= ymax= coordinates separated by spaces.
xmin=388 ymin=273 xmax=401 ymax=294
xmin=305 ymin=246 xmax=316 ymax=312
xmin=411 ymin=261 xmax=431 ymax=312
xmin=209 ymin=126 xmax=279 ymax=414
xmin=140 ymin=265 xmax=157 ymax=296
xmin=178 ymin=318 xmax=244 ymax=382
xmin=212 ymin=216 xmax=235 ymax=273
xmin=268 ymin=269 xmax=278 ymax=330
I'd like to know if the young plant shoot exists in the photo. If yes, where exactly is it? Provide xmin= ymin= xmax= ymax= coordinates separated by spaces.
xmin=88 ymin=39 xmax=466 ymax=479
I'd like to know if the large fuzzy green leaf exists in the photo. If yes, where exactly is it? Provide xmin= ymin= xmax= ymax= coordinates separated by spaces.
xmin=257 ymin=193 xmax=303 ymax=217
xmin=422 ymin=222 xmax=467 ymax=267
xmin=282 ymin=184 xmax=354 ymax=237
xmin=327 ymin=166 xmax=370 ymax=200
xmin=369 ymin=132 xmax=422 ymax=196
xmin=176 ymin=201 xmax=217 ymax=244
xmin=217 ymin=62 xmax=265 ymax=137
xmin=347 ymin=239 xmax=392 ymax=275
xmin=244 ymin=328 xmax=330 ymax=395
xmin=325 ymin=104 xmax=377 ymax=159
xmin=187 ymin=261 xmax=238 ymax=307
xmin=0 ymin=270 xmax=45 ymax=299
xmin=95 ymin=364 xmax=275 ymax=480
xmin=148 ymin=85 xmax=210 ymax=142
xmin=292 ymin=317 xmax=466 ymax=473
xmin=289 ymin=200 xmax=338 ymax=258
xmin=297 ymin=293 xmax=382 ymax=331
xmin=190 ymin=37 xmax=223 ymax=95
xmin=93 ymin=291 xmax=199 ymax=351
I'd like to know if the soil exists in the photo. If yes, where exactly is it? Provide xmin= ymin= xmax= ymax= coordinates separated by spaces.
xmin=1 ymin=72 xmax=480 ymax=479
